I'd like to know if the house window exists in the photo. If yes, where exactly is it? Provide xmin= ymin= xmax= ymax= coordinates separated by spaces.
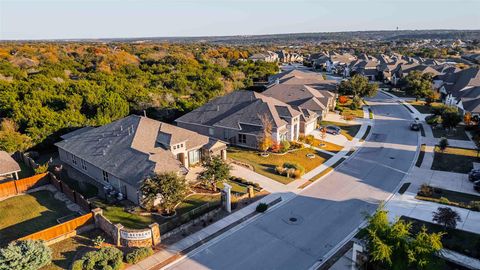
xmin=238 ymin=134 xmax=247 ymax=144
xmin=102 ymin=171 xmax=109 ymax=182
xmin=71 ymin=154 xmax=77 ymax=165
xmin=188 ymin=150 xmax=201 ymax=165
xmin=209 ymin=128 xmax=215 ymax=136
xmin=81 ymin=159 xmax=87 ymax=171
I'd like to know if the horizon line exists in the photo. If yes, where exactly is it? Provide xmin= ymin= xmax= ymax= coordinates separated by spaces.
xmin=2 ymin=28 xmax=479 ymax=42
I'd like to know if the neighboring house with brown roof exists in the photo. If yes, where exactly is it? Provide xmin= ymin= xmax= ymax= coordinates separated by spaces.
xmin=268 ymin=69 xmax=326 ymax=87
xmin=249 ymin=51 xmax=278 ymax=63
xmin=55 ymin=115 xmax=226 ymax=204
xmin=0 ymin=151 xmax=20 ymax=181
xmin=176 ymin=90 xmax=303 ymax=150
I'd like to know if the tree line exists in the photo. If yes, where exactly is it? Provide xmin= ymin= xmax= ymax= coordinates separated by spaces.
xmin=0 ymin=43 xmax=278 ymax=152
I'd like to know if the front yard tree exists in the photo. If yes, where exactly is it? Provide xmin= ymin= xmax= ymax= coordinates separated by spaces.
xmin=432 ymin=207 xmax=462 ymax=229
xmin=402 ymin=71 xmax=433 ymax=101
xmin=0 ymin=240 xmax=52 ymax=270
xmin=439 ymin=137 xmax=449 ymax=152
xmin=140 ymin=172 xmax=188 ymax=214
xmin=441 ymin=108 xmax=462 ymax=130
xmin=200 ymin=156 xmax=231 ymax=190
xmin=258 ymin=113 xmax=273 ymax=153
xmin=338 ymin=74 xmax=378 ymax=98
xmin=365 ymin=208 xmax=443 ymax=270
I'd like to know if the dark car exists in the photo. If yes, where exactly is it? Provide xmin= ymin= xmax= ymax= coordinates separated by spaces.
xmin=410 ymin=121 xmax=420 ymax=131
xmin=322 ymin=125 xmax=341 ymax=135
xmin=474 ymin=180 xmax=480 ymax=192
xmin=469 ymin=169 xmax=480 ymax=182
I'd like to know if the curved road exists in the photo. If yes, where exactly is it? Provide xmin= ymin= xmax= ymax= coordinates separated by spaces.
xmin=166 ymin=92 xmax=419 ymax=270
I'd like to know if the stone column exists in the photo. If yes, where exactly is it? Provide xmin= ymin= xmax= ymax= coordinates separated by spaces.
xmin=223 ymin=183 xmax=232 ymax=213
xmin=114 ymin=223 xmax=124 ymax=246
xmin=248 ymin=185 xmax=255 ymax=198
xmin=149 ymin=223 xmax=161 ymax=246
xmin=91 ymin=208 xmax=103 ymax=228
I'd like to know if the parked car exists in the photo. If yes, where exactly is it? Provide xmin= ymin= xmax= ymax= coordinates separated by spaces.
xmin=469 ymin=169 xmax=480 ymax=182
xmin=474 ymin=180 xmax=480 ymax=192
xmin=410 ymin=121 xmax=420 ymax=131
xmin=321 ymin=125 xmax=341 ymax=135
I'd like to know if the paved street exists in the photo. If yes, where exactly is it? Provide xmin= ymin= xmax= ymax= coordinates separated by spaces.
xmin=166 ymin=92 xmax=419 ymax=270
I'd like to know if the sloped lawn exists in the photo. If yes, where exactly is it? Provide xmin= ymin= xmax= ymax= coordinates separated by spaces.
xmin=228 ymin=147 xmax=331 ymax=184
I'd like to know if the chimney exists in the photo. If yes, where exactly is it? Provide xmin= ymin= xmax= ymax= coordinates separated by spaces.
xmin=102 ymin=149 xmax=106 ymax=156
xmin=143 ymin=110 xmax=147 ymax=117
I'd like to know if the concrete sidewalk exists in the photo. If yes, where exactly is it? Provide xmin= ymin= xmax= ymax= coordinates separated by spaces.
xmin=127 ymin=193 xmax=289 ymax=270
xmin=385 ymin=192 xmax=480 ymax=234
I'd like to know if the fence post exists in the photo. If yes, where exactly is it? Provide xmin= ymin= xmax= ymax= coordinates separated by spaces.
xmin=13 ymin=179 xmax=19 ymax=194
xmin=114 ymin=224 xmax=123 ymax=246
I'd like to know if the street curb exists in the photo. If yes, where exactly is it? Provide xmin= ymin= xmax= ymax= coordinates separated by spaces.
xmin=310 ymin=91 xmax=422 ymax=270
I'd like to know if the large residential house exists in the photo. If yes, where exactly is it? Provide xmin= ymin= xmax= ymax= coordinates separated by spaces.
xmin=175 ymin=90 xmax=308 ymax=149
xmin=391 ymin=63 xmax=441 ymax=85
xmin=262 ymin=84 xmax=335 ymax=121
xmin=276 ymin=50 xmax=304 ymax=63
xmin=441 ymin=67 xmax=480 ymax=115
xmin=56 ymin=115 xmax=226 ymax=204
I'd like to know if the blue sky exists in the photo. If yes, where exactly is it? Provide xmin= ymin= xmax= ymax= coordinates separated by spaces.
xmin=1 ymin=0 xmax=479 ymax=40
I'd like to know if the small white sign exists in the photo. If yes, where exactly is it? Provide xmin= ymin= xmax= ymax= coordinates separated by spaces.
xmin=120 ymin=230 xmax=151 ymax=240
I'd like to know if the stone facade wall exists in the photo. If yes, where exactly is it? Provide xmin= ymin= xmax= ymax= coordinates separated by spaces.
xmin=92 ymin=208 xmax=160 ymax=247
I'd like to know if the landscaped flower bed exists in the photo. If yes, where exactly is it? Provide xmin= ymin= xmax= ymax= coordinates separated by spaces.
xmin=416 ymin=184 xmax=480 ymax=211
xmin=275 ymin=162 xmax=305 ymax=179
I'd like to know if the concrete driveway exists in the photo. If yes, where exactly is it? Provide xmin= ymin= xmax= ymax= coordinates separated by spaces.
xmin=165 ymin=92 xmax=419 ymax=270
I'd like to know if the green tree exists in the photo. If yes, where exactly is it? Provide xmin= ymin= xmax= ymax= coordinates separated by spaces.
xmin=364 ymin=208 xmax=443 ymax=270
xmin=439 ymin=137 xmax=449 ymax=152
xmin=338 ymin=74 xmax=378 ymax=98
xmin=140 ymin=172 xmax=188 ymax=214
xmin=441 ymin=109 xmax=462 ymax=130
xmin=402 ymin=71 xmax=433 ymax=101
xmin=0 ymin=240 xmax=52 ymax=270
xmin=0 ymin=118 xmax=32 ymax=153
xmin=200 ymin=156 xmax=231 ymax=190
xmin=432 ymin=207 xmax=462 ymax=229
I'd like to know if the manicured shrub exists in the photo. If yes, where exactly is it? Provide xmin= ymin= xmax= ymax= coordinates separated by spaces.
xmin=350 ymin=96 xmax=362 ymax=110
xmin=72 ymin=259 xmax=85 ymax=270
xmin=75 ymin=246 xmax=124 ymax=270
xmin=283 ymin=162 xmax=305 ymax=176
xmin=305 ymin=135 xmax=315 ymax=145
xmin=280 ymin=140 xmax=290 ymax=152
xmin=470 ymin=201 xmax=480 ymax=211
xmin=0 ymin=240 xmax=52 ymax=270
xmin=290 ymin=141 xmax=304 ymax=149
xmin=270 ymin=143 xmax=281 ymax=153
xmin=298 ymin=135 xmax=306 ymax=142
xmin=418 ymin=184 xmax=434 ymax=197
xmin=256 ymin=202 xmax=268 ymax=213
xmin=439 ymin=137 xmax=449 ymax=151
xmin=338 ymin=95 xmax=349 ymax=104
xmin=125 ymin=247 xmax=153 ymax=264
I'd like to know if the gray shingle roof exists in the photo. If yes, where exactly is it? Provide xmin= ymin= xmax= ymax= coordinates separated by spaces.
xmin=175 ymin=90 xmax=301 ymax=133
xmin=55 ymin=115 xmax=211 ymax=188
xmin=0 ymin=151 xmax=20 ymax=176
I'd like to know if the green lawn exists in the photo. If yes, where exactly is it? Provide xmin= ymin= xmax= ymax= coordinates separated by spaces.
xmin=91 ymin=193 xmax=220 ymax=229
xmin=41 ymin=229 xmax=107 ymax=270
xmin=311 ymin=139 xmax=344 ymax=153
xmin=321 ymin=121 xmax=361 ymax=141
xmin=17 ymin=161 xmax=35 ymax=179
xmin=431 ymin=146 xmax=479 ymax=173
xmin=416 ymin=187 xmax=480 ymax=211
xmin=336 ymin=100 xmax=364 ymax=118
xmin=402 ymin=216 xmax=480 ymax=259
xmin=228 ymin=147 xmax=331 ymax=184
xmin=431 ymin=125 xmax=470 ymax=141
xmin=0 ymin=190 xmax=73 ymax=246
xmin=176 ymin=194 xmax=220 ymax=215
xmin=407 ymin=100 xmax=443 ymax=114
xmin=216 ymin=181 xmax=248 ymax=194
xmin=90 ymin=199 xmax=153 ymax=229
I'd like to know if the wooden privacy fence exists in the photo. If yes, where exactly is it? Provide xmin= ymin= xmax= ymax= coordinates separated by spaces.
xmin=0 ymin=173 xmax=49 ymax=198
xmin=19 ymin=213 xmax=94 ymax=245
xmin=48 ymin=174 xmax=92 ymax=212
